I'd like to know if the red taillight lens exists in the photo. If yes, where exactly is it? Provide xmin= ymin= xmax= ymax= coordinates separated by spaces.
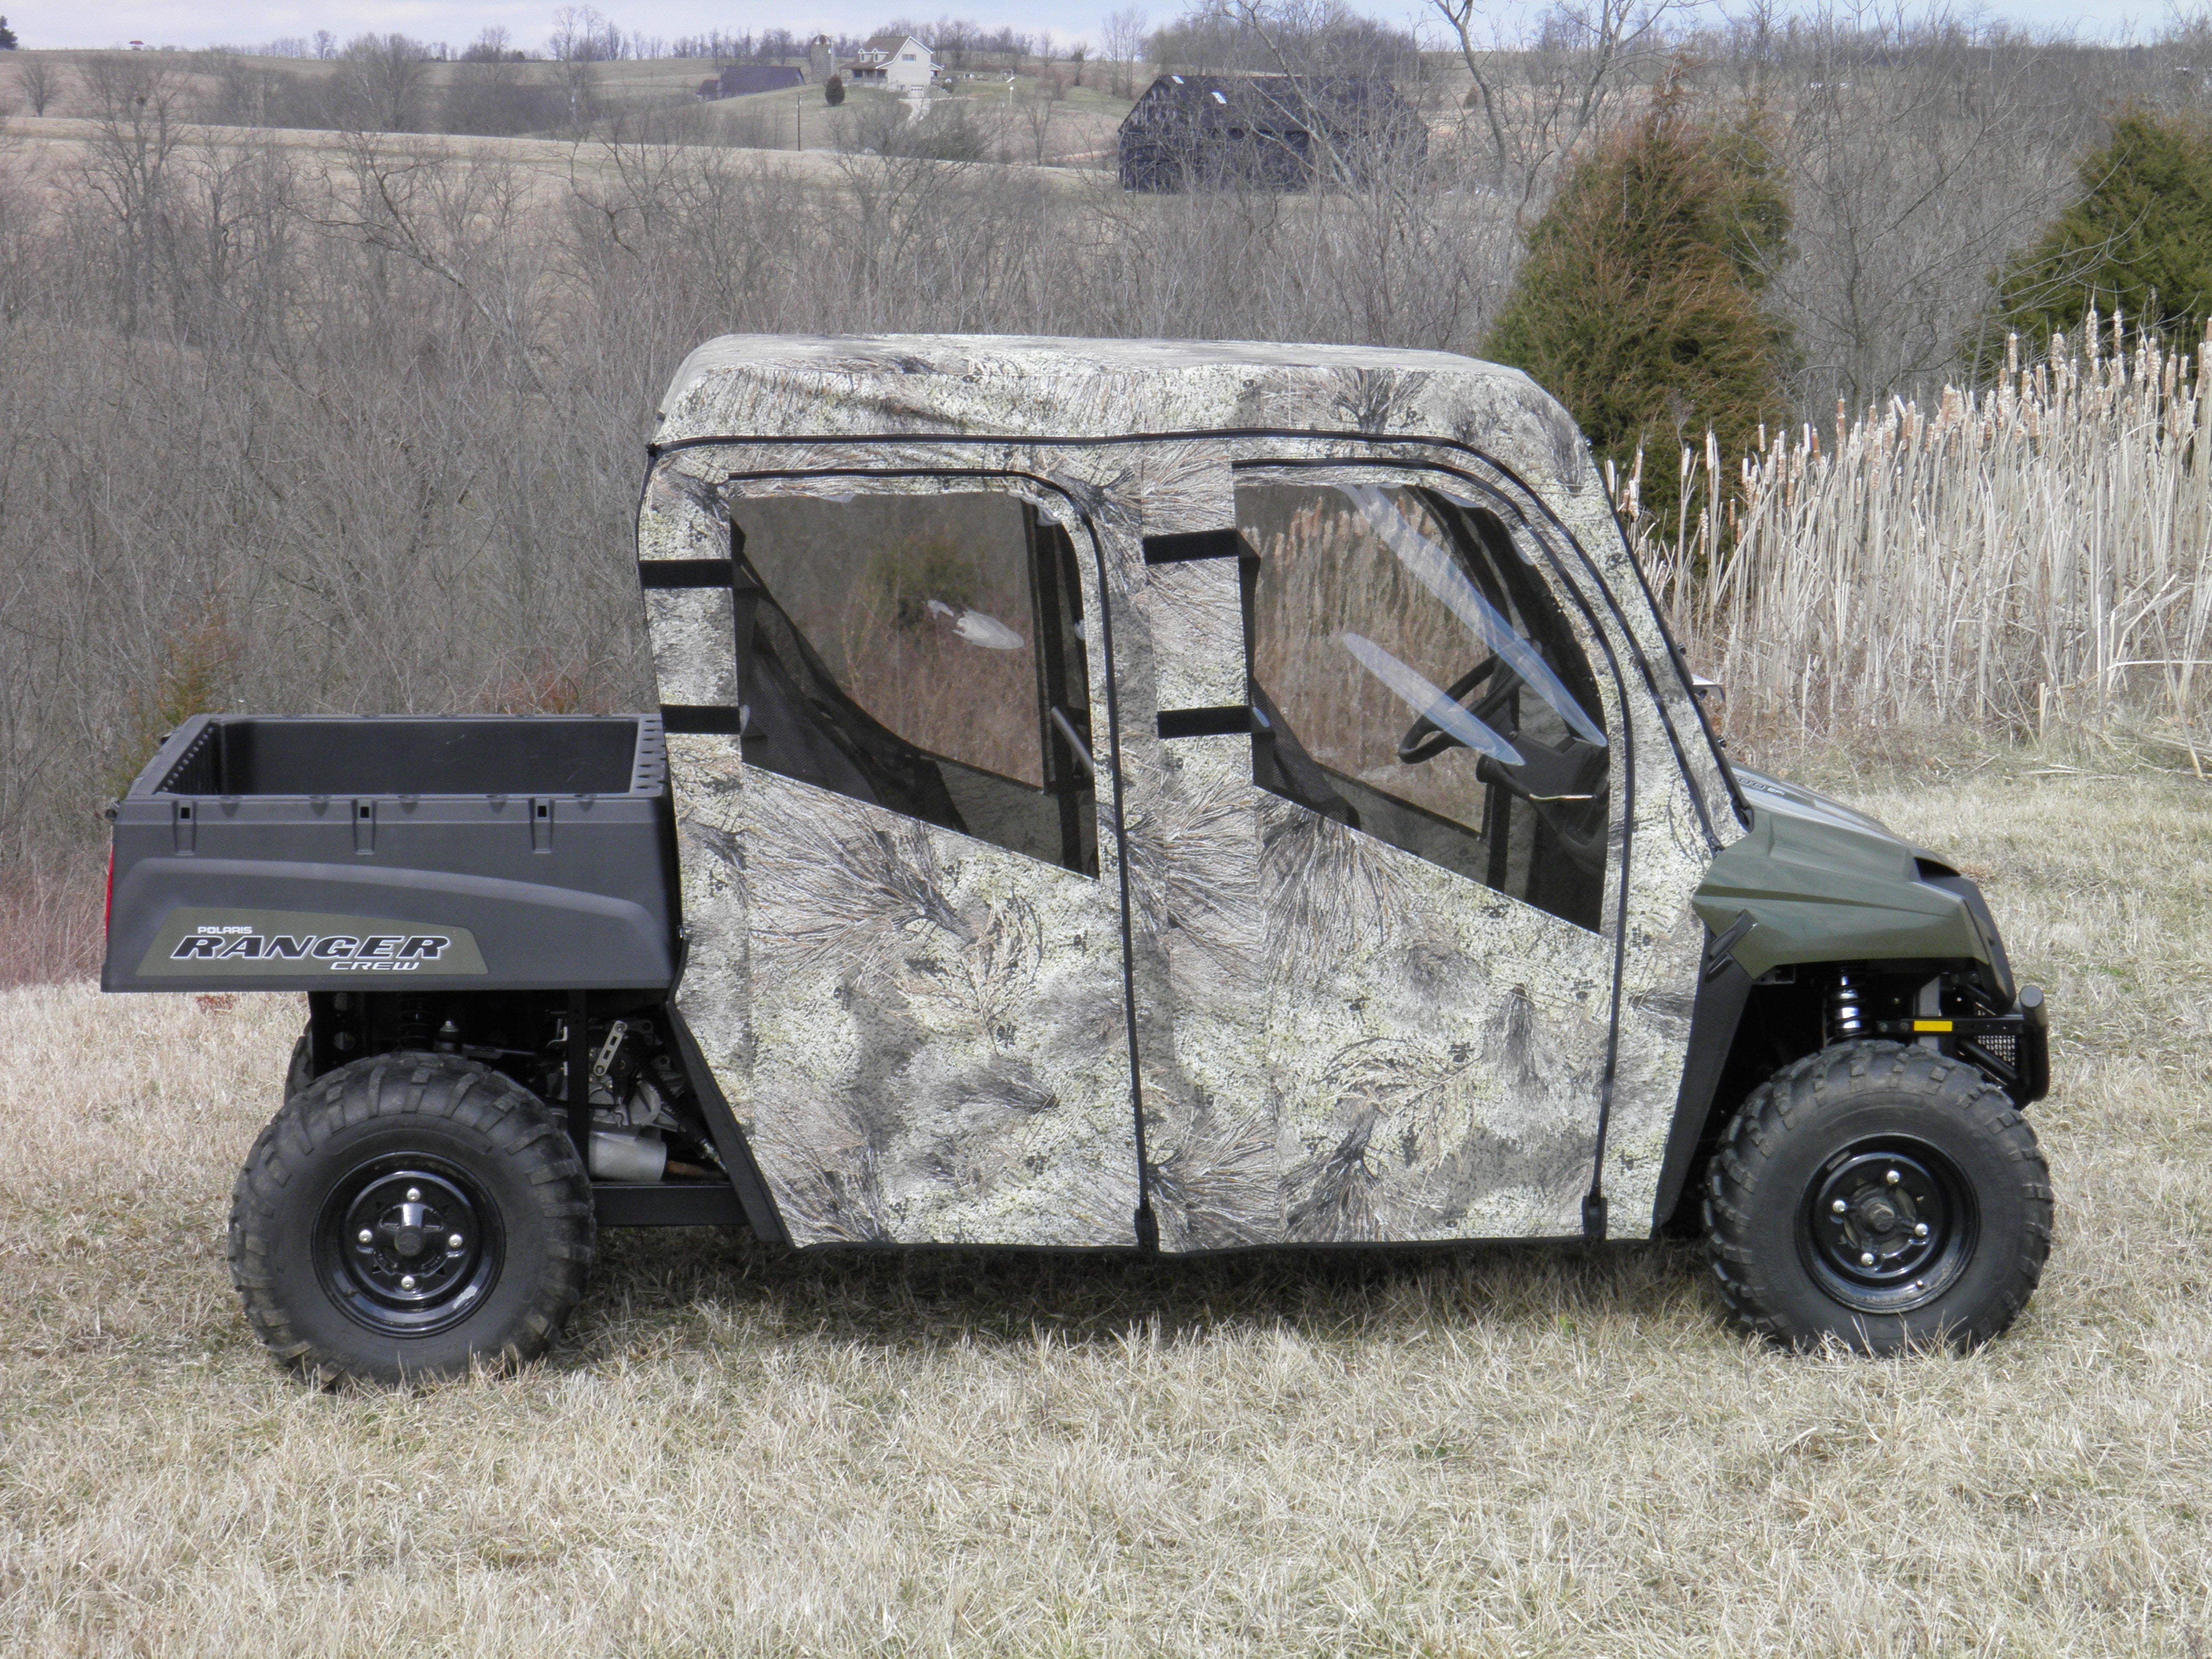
xmin=104 ymin=845 xmax=115 ymax=938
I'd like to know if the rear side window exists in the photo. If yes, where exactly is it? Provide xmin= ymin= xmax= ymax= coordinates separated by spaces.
xmin=728 ymin=491 xmax=1097 ymax=874
xmin=1237 ymin=480 xmax=1609 ymax=930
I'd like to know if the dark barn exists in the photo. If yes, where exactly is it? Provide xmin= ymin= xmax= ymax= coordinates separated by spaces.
xmin=712 ymin=63 xmax=806 ymax=99
xmin=1117 ymin=74 xmax=1425 ymax=192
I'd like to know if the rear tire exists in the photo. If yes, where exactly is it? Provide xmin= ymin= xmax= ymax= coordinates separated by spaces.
xmin=284 ymin=1028 xmax=315 ymax=1098
xmin=229 ymin=1053 xmax=595 ymax=1385
xmin=1703 ymin=1040 xmax=2052 ymax=1353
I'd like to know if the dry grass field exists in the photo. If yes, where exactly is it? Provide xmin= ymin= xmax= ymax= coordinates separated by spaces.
xmin=0 ymin=47 xmax=1135 ymax=166
xmin=0 ymin=110 xmax=1105 ymax=194
xmin=3 ymin=743 xmax=2210 ymax=1654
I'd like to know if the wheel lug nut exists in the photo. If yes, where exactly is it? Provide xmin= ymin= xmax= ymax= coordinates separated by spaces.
xmin=1860 ymin=1251 xmax=1876 ymax=1266
xmin=400 ymin=1275 xmax=417 ymax=1290
xmin=406 ymin=1187 xmax=422 ymax=1202
xmin=357 ymin=1228 xmax=372 ymax=1244
xmin=1831 ymin=1198 xmax=1848 ymax=1214
xmin=447 ymin=1233 xmax=464 ymax=1250
xmin=1914 ymin=1223 xmax=1929 ymax=1238
xmin=1885 ymin=1169 xmax=1901 ymax=1185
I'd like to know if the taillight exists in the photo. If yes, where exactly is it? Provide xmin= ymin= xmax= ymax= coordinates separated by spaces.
xmin=104 ymin=845 xmax=115 ymax=938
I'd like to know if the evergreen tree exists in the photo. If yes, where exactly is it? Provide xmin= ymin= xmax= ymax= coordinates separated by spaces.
xmin=824 ymin=72 xmax=844 ymax=106
xmin=1483 ymin=88 xmax=1790 ymax=527
xmin=0 ymin=17 xmax=19 ymax=49
xmin=1990 ymin=106 xmax=2212 ymax=354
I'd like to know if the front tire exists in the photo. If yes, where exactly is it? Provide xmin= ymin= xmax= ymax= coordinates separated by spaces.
xmin=229 ymin=1054 xmax=595 ymax=1385
xmin=1703 ymin=1040 xmax=2053 ymax=1353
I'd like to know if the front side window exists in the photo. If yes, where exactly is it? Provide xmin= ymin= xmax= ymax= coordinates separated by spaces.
xmin=1238 ymin=479 xmax=1609 ymax=929
xmin=729 ymin=489 xmax=1096 ymax=874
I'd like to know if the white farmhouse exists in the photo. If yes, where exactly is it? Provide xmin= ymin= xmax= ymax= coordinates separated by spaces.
xmin=848 ymin=35 xmax=937 ymax=91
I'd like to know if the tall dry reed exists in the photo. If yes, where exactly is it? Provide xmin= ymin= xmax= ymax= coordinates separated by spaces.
xmin=1632 ymin=314 xmax=2212 ymax=752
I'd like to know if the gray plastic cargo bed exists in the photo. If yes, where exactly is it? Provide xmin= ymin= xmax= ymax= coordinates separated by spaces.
xmin=102 ymin=714 xmax=676 ymax=994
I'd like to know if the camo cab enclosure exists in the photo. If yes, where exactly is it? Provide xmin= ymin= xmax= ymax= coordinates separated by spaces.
xmin=641 ymin=334 xmax=1749 ymax=1252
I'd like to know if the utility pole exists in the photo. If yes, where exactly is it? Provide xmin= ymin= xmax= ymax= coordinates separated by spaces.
xmin=795 ymin=88 xmax=803 ymax=150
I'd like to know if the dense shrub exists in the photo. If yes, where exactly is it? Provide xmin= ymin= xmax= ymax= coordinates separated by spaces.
xmin=1990 ymin=105 xmax=2212 ymax=353
xmin=1483 ymin=87 xmax=1790 ymax=527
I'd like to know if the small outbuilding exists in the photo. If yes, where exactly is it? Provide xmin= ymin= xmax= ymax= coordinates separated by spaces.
xmin=848 ymin=35 xmax=937 ymax=92
xmin=1117 ymin=73 xmax=1426 ymax=192
xmin=710 ymin=63 xmax=807 ymax=100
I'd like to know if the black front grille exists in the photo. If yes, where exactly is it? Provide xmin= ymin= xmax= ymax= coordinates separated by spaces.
xmin=1963 ymin=1032 xmax=2019 ymax=1081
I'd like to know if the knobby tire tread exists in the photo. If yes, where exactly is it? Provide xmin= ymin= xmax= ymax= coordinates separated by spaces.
xmin=227 ymin=1053 xmax=595 ymax=1384
xmin=1702 ymin=1039 xmax=2053 ymax=1352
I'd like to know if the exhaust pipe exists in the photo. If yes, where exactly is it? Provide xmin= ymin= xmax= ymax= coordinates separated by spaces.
xmin=587 ymin=1130 xmax=668 ymax=1183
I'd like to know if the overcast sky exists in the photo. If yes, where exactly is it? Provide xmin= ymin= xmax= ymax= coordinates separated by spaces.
xmin=0 ymin=0 xmax=2167 ymax=55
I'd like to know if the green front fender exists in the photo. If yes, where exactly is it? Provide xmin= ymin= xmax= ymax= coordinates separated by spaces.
xmin=1693 ymin=770 xmax=1995 ymax=982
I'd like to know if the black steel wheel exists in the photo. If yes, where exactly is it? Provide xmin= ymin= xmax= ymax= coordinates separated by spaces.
xmin=1704 ymin=1040 xmax=2052 ymax=1353
xmin=230 ymin=1053 xmax=594 ymax=1385
xmin=314 ymin=1159 xmax=504 ymax=1339
xmin=1798 ymin=1136 xmax=1977 ymax=1314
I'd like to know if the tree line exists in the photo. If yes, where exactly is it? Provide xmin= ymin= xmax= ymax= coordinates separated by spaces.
xmin=6 ymin=0 xmax=2212 ymax=972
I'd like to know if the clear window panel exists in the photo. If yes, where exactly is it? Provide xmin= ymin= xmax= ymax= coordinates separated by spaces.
xmin=1239 ymin=480 xmax=1609 ymax=929
xmin=728 ymin=491 xmax=1095 ymax=873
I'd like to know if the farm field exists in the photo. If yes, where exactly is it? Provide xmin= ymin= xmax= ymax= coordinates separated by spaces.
xmin=3 ymin=744 xmax=2208 ymax=1655
xmin=0 ymin=110 xmax=1109 ymax=190
xmin=0 ymin=48 xmax=1138 ymax=166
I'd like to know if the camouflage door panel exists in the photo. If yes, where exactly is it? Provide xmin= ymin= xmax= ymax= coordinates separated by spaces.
xmin=648 ymin=469 xmax=1141 ymax=1247
xmin=1118 ymin=464 xmax=1628 ymax=1245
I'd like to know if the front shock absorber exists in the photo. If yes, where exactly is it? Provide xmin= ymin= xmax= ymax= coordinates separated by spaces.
xmin=1825 ymin=971 xmax=1867 ymax=1045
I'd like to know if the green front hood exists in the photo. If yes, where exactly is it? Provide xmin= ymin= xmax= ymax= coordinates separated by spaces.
xmin=1694 ymin=769 xmax=2008 ymax=990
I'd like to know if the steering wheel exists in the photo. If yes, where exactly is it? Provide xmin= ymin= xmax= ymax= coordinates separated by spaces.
xmin=1396 ymin=654 xmax=1523 ymax=765
xmin=1395 ymin=652 xmax=1607 ymax=877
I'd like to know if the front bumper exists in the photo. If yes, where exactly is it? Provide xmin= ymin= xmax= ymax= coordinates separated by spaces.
xmin=1877 ymin=983 xmax=2049 ymax=1105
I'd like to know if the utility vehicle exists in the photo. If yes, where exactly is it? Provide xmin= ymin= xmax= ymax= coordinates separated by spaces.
xmin=102 ymin=335 xmax=2053 ymax=1382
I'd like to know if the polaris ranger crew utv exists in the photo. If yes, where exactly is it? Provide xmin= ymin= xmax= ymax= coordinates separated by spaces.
xmin=103 ymin=336 xmax=2053 ymax=1384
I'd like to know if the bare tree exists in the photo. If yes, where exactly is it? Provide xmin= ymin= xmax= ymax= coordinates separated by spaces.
xmin=76 ymin=55 xmax=187 ymax=334
xmin=316 ymin=139 xmax=552 ymax=394
xmin=1101 ymin=8 xmax=1150 ymax=98
xmin=14 ymin=53 xmax=58 ymax=116
xmin=0 ymin=134 xmax=32 ymax=323
xmin=1019 ymin=78 xmax=1065 ymax=163
xmin=548 ymin=7 xmax=626 ymax=62
xmin=1428 ymin=0 xmax=1688 ymax=220
xmin=1163 ymin=0 xmax=1417 ymax=77
xmin=1758 ymin=5 xmax=2106 ymax=410
xmin=332 ymin=33 xmax=435 ymax=133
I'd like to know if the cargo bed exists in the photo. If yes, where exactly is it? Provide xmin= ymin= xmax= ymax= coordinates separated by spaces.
xmin=102 ymin=714 xmax=676 ymax=994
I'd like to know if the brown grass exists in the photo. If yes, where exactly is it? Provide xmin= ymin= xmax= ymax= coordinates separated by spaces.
xmin=4 ymin=753 xmax=2210 ymax=1652
xmin=0 ymin=111 xmax=1104 ymax=189
xmin=0 ymin=855 xmax=105 ymax=988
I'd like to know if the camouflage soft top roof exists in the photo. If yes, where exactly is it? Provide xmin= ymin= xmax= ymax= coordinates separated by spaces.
xmin=653 ymin=334 xmax=1595 ymax=498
